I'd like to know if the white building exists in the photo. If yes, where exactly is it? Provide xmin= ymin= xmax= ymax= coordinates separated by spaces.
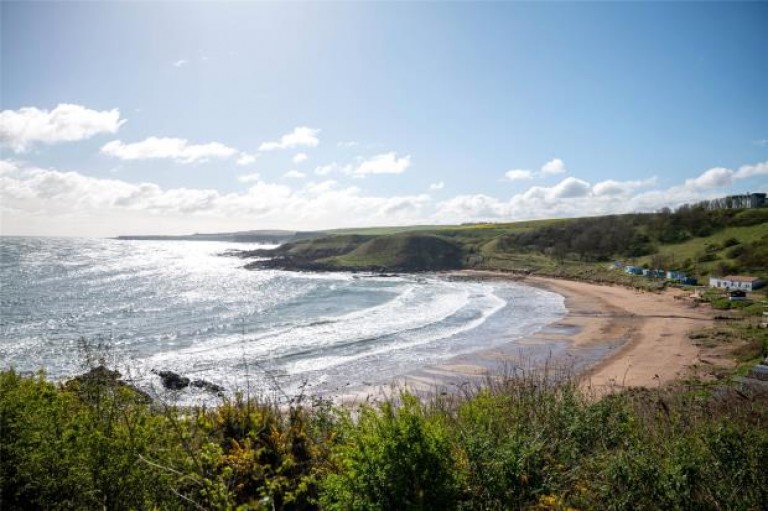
xmin=709 ymin=275 xmax=765 ymax=292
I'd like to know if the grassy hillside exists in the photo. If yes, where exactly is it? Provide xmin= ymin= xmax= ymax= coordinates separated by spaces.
xmin=279 ymin=234 xmax=375 ymax=259
xmin=325 ymin=233 xmax=464 ymax=271
xmin=246 ymin=207 xmax=767 ymax=281
xmin=635 ymin=223 xmax=768 ymax=275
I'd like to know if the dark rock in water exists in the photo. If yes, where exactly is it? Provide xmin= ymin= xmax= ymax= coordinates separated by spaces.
xmin=153 ymin=370 xmax=190 ymax=390
xmin=191 ymin=379 xmax=225 ymax=393
xmin=65 ymin=365 xmax=152 ymax=403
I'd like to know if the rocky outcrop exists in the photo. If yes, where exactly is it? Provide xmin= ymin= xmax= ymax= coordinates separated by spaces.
xmin=191 ymin=379 xmax=225 ymax=393
xmin=153 ymin=370 xmax=190 ymax=390
xmin=151 ymin=370 xmax=226 ymax=394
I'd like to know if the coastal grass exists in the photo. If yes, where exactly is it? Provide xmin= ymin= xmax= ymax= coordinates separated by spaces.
xmin=2 ymin=363 xmax=767 ymax=510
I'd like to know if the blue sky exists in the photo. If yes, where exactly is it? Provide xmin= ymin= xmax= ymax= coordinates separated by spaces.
xmin=1 ymin=1 xmax=766 ymax=236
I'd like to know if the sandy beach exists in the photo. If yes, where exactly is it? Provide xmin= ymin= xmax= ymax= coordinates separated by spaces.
xmin=522 ymin=276 xmax=714 ymax=392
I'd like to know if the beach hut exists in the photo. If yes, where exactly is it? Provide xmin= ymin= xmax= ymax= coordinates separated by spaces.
xmin=667 ymin=271 xmax=687 ymax=282
xmin=709 ymin=275 xmax=765 ymax=291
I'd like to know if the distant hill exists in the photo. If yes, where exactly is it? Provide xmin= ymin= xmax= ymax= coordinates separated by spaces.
xmin=327 ymin=234 xmax=464 ymax=271
xmin=116 ymin=230 xmax=321 ymax=244
xmin=241 ymin=206 xmax=768 ymax=277
xmin=243 ymin=233 xmax=464 ymax=272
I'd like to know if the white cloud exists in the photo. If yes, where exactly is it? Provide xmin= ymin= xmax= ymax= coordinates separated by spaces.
xmin=435 ymin=194 xmax=509 ymax=221
xmin=337 ymin=141 xmax=359 ymax=148
xmin=173 ymin=59 xmax=188 ymax=68
xmin=4 ymin=157 xmax=765 ymax=238
xmin=592 ymin=180 xmax=630 ymax=196
xmin=684 ymin=167 xmax=733 ymax=189
xmin=678 ymin=161 xmax=768 ymax=189
xmin=0 ymin=162 xmax=431 ymax=236
xmin=292 ymin=152 xmax=308 ymax=164
xmin=237 ymin=172 xmax=261 ymax=183
xmin=519 ymin=177 xmax=592 ymax=201
xmin=314 ymin=162 xmax=350 ymax=176
xmin=541 ymin=158 xmax=566 ymax=175
xmin=313 ymin=153 xmax=410 ymax=177
xmin=236 ymin=153 xmax=257 ymax=166
xmin=429 ymin=181 xmax=445 ymax=190
xmin=101 ymin=137 xmax=237 ymax=164
xmin=435 ymin=175 xmax=668 ymax=224
xmin=304 ymin=180 xmax=339 ymax=195
xmin=503 ymin=158 xmax=569 ymax=181
xmin=0 ymin=160 xmax=20 ymax=175
xmin=592 ymin=177 xmax=657 ymax=196
xmin=504 ymin=169 xmax=533 ymax=181
xmin=0 ymin=104 xmax=125 ymax=152
xmin=549 ymin=177 xmax=591 ymax=198
xmin=284 ymin=170 xmax=307 ymax=179
xmin=734 ymin=161 xmax=768 ymax=179
xmin=352 ymin=152 xmax=411 ymax=175
xmin=258 ymin=127 xmax=320 ymax=151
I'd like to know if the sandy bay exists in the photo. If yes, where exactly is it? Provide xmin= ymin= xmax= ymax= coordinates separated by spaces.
xmin=341 ymin=272 xmax=715 ymax=404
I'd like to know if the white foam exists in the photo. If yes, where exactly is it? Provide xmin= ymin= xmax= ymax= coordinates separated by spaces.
xmin=2 ymin=238 xmax=569 ymax=404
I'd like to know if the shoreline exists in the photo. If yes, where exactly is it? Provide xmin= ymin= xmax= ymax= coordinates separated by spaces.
xmin=521 ymin=275 xmax=714 ymax=391
xmin=339 ymin=271 xmax=715 ymax=404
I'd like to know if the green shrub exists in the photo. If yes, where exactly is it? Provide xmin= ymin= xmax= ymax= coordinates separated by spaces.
xmin=0 ymin=369 xmax=183 ymax=510
xmin=3 ymin=363 xmax=768 ymax=511
xmin=696 ymin=252 xmax=718 ymax=263
xmin=320 ymin=393 xmax=458 ymax=511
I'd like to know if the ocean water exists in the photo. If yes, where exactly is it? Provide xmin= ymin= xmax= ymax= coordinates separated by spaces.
xmin=0 ymin=237 xmax=567 ymax=402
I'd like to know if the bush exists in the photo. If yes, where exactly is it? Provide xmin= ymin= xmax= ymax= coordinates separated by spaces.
xmin=320 ymin=394 xmax=458 ymax=511
xmin=729 ymin=208 xmax=768 ymax=227
xmin=0 ymin=369 xmax=182 ymax=510
xmin=2 ymin=365 xmax=768 ymax=510
xmin=696 ymin=252 xmax=718 ymax=263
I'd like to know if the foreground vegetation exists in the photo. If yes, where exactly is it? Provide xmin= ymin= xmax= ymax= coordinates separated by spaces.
xmin=2 ymin=361 xmax=767 ymax=510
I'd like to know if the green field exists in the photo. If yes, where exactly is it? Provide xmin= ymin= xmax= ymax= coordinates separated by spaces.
xmin=254 ymin=207 xmax=767 ymax=282
xmin=635 ymin=224 xmax=768 ymax=275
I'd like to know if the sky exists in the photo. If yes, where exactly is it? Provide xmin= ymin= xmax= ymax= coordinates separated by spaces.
xmin=1 ymin=1 xmax=767 ymax=237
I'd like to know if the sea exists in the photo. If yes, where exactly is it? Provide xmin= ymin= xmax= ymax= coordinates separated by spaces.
xmin=0 ymin=237 xmax=568 ymax=403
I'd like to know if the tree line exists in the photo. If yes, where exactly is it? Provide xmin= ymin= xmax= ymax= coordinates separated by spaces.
xmin=497 ymin=205 xmax=767 ymax=262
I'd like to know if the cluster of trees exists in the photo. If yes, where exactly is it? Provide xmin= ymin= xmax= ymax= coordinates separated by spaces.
xmin=500 ymin=215 xmax=653 ymax=262
xmin=496 ymin=206 xmax=767 ymax=263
